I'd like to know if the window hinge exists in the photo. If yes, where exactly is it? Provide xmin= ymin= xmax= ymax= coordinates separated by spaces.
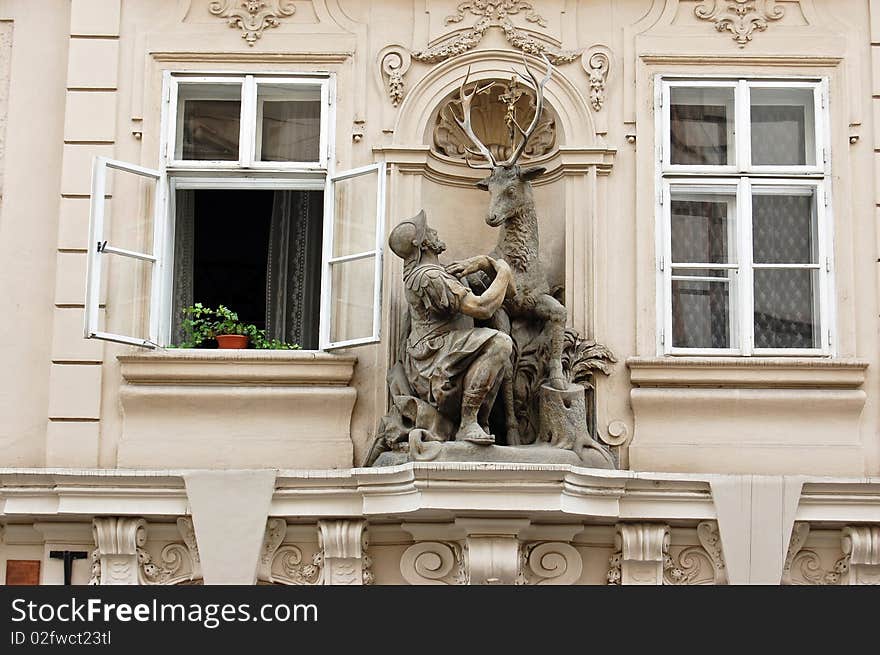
xmin=659 ymin=255 xmax=665 ymax=271
xmin=822 ymin=147 xmax=827 ymax=164
xmin=96 ymin=240 xmax=107 ymax=253
xmin=828 ymin=328 xmax=833 ymax=346
xmin=660 ymin=329 xmax=665 ymax=345
xmin=826 ymin=256 xmax=831 ymax=272
xmin=658 ymin=187 xmax=664 ymax=205
xmin=820 ymin=92 xmax=826 ymax=109
xmin=658 ymin=142 xmax=663 ymax=163
xmin=824 ymin=192 xmax=829 ymax=207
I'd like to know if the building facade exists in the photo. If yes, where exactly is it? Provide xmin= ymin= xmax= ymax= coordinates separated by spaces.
xmin=1 ymin=0 xmax=879 ymax=585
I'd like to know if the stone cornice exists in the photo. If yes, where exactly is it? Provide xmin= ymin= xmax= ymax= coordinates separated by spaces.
xmin=2 ymin=466 xmax=879 ymax=525
xmin=627 ymin=357 xmax=868 ymax=389
xmin=118 ymin=350 xmax=357 ymax=386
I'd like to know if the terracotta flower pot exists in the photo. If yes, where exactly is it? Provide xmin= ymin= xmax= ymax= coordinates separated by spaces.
xmin=215 ymin=334 xmax=249 ymax=349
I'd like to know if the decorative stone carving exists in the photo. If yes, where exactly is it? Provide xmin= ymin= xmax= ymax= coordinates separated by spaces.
xmin=400 ymin=542 xmax=466 ymax=585
xmin=380 ymin=46 xmax=412 ymax=107
xmin=258 ymin=519 xmax=322 ymax=585
xmin=412 ymin=2 xmax=578 ymax=65
xmin=663 ymin=522 xmax=726 ymax=585
xmin=783 ymin=522 xmax=851 ymax=585
xmin=433 ymin=80 xmax=556 ymax=161
xmin=318 ymin=520 xmax=372 ymax=585
xmin=841 ymin=526 xmax=880 ymax=585
xmin=582 ymin=48 xmax=610 ymax=112
xmin=518 ymin=542 xmax=583 ymax=585
xmin=459 ymin=519 xmax=528 ymax=585
xmin=694 ymin=0 xmax=785 ymax=47
xmin=608 ymin=523 xmax=670 ymax=585
xmin=208 ymin=0 xmax=296 ymax=46
xmin=366 ymin=56 xmax=615 ymax=468
xmin=90 ymin=518 xmax=201 ymax=585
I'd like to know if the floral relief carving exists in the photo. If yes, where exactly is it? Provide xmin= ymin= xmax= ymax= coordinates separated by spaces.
xmin=208 ymin=0 xmax=296 ymax=46
xmin=258 ymin=519 xmax=323 ymax=585
xmin=783 ymin=522 xmax=850 ymax=585
xmin=582 ymin=49 xmax=610 ymax=112
xmin=380 ymin=46 xmax=412 ymax=107
xmin=694 ymin=0 xmax=785 ymax=47
xmin=411 ymin=2 xmax=578 ymax=66
xmin=89 ymin=517 xmax=201 ymax=585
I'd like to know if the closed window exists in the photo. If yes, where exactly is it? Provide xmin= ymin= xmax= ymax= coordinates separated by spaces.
xmin=656 ymin=78 xmax=832 ymax=355
xmin=85 ymin=73 xmax=386 ymax=351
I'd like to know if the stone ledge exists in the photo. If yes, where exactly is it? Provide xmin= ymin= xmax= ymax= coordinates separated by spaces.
xmin=119 ymin=350 xmax=357 ymax=386
xmin=627 ymin=357 xmax=868 ymax=389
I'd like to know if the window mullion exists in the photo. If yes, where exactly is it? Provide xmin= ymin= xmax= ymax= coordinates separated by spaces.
xmin=739 ymin=177 xmax=754 ymax=355
xmin=736 ymin=80 xmax=750 ymax=173
xmin=240 ymin=75 xmax=257 ymax=167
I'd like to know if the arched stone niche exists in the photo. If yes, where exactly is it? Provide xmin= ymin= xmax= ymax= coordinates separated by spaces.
xmin=375 ymin=49 xmax=616 ymax=370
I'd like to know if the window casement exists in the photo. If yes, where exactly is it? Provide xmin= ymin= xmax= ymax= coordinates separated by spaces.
xmin=655 ymin=77 xmax=833 ymax=356
xmin=85 ymin=72 xmax=386 ymax=351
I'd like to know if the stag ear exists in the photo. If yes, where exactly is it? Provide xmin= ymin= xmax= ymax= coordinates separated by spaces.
xmin=520 ymin=166 xmax=546 ymax=181
xmin=474 ymin=177 xmax=490 ymax=190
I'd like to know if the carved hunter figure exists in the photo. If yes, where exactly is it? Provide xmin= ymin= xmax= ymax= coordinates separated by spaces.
xmin=366 ymin=54 xmax=616 ymax=468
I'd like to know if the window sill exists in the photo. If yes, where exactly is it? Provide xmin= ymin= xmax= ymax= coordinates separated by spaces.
xmin=118 ymin=349 xmax=357 ymax=386
xmin=627 ymin=356 xmax=868 ymax=389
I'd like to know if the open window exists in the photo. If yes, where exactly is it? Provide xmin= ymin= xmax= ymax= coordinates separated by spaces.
xmin=84 ymin=157 xmax=163 ymax=348
xmin=321 ymin=163 xmax=386 ymax=350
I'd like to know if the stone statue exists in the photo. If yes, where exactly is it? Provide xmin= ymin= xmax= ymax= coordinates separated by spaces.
xmin=365 ymin=54 xmax=616 ymax=469
xmin=388 ymin=209 xmax=516 ymax=446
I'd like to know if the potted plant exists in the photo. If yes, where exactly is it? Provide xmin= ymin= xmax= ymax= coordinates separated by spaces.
xmin=178 ymin=303 xmax=300 ymax=350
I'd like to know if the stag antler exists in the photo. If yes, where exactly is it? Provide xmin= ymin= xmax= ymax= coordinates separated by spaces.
xmin=499 ymin=52 xmax=552 ymax=167
xmin=452 ymin=66 xmax=497 ymax=169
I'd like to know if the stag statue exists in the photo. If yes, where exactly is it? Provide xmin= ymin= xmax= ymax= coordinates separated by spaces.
xmin=446 ymin=54 xmax=566 ymax=445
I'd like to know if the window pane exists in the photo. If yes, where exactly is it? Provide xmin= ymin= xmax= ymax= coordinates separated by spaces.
xmin=257 ymin=83 xmax=321 ymax=162
xmin=103 ymin=166 xmax=155 ymax=255
xmin=754 ymin=268 xmax=820 ymax=349
xmin=670 ymin=190 xmax=736 ymax=264
xmin=333 ymin=170 xmax=378 ymax=258
xmin=104 ymin=254 xmax=153 ymax=342
xmin=176 ymin=83 xmax=241 ymax=161
xmin=330 ymin=257 xmax=375 ymax=344
xmin=752 ymin=188 xmax=818 ymax=264
xmin=669 ymin=87 xmax=735 ymax=166
xmin=671 ymin=269 xmax=735 ymax=349
xmin=750 ymin=87 xmax=815 ymax=166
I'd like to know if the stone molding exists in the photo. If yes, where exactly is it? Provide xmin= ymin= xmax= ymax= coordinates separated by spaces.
xmin=119 ymin=350 xmax=357 ymax=386
xmin=208 ymin=0 xmax=297 ymax=47
xmin=318 ymin=520 xmax=372 ymax=585
xmin=627 ymin=357 xmax=868 ymax=389
xmin=609 ymin=523 xmax=669 ymax=585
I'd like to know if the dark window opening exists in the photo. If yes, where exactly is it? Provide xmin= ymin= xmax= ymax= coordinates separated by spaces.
xmin=172 ymin=188 xmax=324 ymax=349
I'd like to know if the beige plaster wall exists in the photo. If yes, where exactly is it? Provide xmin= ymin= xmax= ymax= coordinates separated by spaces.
xmin=0 ymin=0 xmax=878 ymax=476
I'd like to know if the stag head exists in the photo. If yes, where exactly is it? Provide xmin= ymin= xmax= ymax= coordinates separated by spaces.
xmin=453 ymin=53 xmax=552 ymax=227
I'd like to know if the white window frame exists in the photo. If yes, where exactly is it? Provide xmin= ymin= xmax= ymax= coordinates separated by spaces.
xmin=86 ymin=70 xmax=388 ymax=351
xmin=164 ymin=72 xmax=330 ymax=171
xmin=320 ymin=162 xmax=387 ymax=350
xmin=655 ymin=76 xmax=833 ymax=357
xmin=84 ymin=157 xmax=164 ymax=348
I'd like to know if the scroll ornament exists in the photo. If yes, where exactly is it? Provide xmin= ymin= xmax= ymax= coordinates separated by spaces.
xmin=208 ymin=0 xmax=296 ymax=46
xmin=694 ymin=0 xmax=785 ymax=47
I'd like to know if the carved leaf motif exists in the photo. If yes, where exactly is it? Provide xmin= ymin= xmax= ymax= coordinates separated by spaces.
xmin=694 ymin=0 xmax=785 ymax=47
xmin=446 ymin=1 xmax=548 ymax=27
xmin=208 ymin=0 xmax=296 ymax=46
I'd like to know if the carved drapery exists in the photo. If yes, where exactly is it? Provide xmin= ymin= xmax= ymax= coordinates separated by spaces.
xmin=89 ymin=517 xmax=201 ymax=586
xmin=693 ymin=0 xmax=785 ymax=47
xmin=208 ymin=0 xmax=296 ymax=46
